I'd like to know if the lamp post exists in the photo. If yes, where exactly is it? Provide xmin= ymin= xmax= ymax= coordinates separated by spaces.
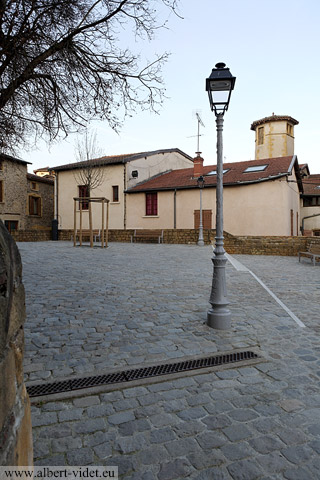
xmin=197 ymin=175 xmax=205 ymax=246
xmin=206 ymin=62 xmax=236 ymax=330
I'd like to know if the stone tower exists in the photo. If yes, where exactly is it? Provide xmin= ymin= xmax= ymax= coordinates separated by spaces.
xmin=251 ymin=114 xmax=299 ymax=160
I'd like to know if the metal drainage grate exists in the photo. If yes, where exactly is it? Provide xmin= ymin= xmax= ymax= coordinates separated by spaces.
xmin=27 ymin=350 xmax=258 ymax=398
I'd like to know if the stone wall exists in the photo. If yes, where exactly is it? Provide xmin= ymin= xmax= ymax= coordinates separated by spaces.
xmin=25 ymin=176 xmax=54 ymax=229
xmin=11 ymin=228 xmax=52 ymax=242
xmin=0 ymin=221 xmax=33 ymax=465
xmin=0 ymin=159 xmax=28 ymax=229
xmin=57 ymin=228 xmax=313 ymax=256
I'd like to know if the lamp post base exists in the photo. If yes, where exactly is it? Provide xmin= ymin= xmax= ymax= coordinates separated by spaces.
xmin=197 ymin=239 xmax=204 ymax=246
xmin=207 ymin=240 xmax=231 ymax=330
xmin=207 ymin=307 xmax=231 ymax=330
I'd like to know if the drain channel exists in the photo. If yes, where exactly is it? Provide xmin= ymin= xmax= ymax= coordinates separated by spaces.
xmin=26 ymin=350 xmax=258 ymax=398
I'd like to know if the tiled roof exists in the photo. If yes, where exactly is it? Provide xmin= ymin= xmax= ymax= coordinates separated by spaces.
xmin=127 ymin=156 xmax=298 ymax=193
xmin=27 ymin=173 xmax=54 ymax=184
xmin=0 ymin=152 xmax=31 ymax=165
xmin=302 ymin=175 xmax=320 ymax=195
xmin=50 ymin=148 xmax=192 ymax=172
xmin=251 ymin=115 xmax=299 ymax=131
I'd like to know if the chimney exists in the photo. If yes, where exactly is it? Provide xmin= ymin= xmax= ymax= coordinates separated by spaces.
xmin=193 ymin=153 xmax=204 ymax=178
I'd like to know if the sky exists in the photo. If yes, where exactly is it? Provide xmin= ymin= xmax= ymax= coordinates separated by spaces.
xmin=23 ymin=0 xmax=320 ymax=174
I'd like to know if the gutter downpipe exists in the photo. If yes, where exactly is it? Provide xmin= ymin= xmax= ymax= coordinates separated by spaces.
xmin=301 ymin=213 xmax=320 ymax=235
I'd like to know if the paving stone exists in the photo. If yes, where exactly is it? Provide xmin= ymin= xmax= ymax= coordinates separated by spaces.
xmin=118 ymin=418 xmax=151 ymax=436
xmin=33 ymin=439 xmax=51 ymax=458
xmin=58 ymin=408 xmax=84 ymax=422
xmin=227 ymin=458 xmax=264 ymax=480
xmin=108 ymin=411 xmax=135 ymax=425
xmin=73 ymin=418 xmax=106 ymax=434
xmin=73 ymin=396 xmax=100 ymax=407
xmin=87 ymin=403 xmax=115 ymax=417
xmin=150 ymin=427 xmax=176 ymax=444
xmin=52 ymin=436 xmax=82 ymax=453
xmin=192 ymin=467 xmax=231 ymax=480
xmin=283 ymin=467 xmax=314 ymax=480
xmin=138 ymin=445 xmax=169 ymax=465
xmin=32 ymin=412 xmax=58 ymax=427
xmin=257 ymin=451 xmax=292 ymax=473
xmin=221 ymin=441 xmax=255 ymax=461
xmin=201 ymin=414 xmax=232 ymax=430
xmin=227 ymin=408 xmax=260 ymax=422
xmin=196 ymin=430 xmax=228 ymax=449
xmin=281 ymin=445 xmax=314 ymax=464
xmin=249 ymin=435 xmax=286 ymax=454
xmin=223 ymin=425 xmax=253 ymax=442
xmin=93 ymin=442 xmax=112 ymax=459
xmin=149 ymin=413 xmax=179 ymax=427
xmin=176 ymin=406 xmax=207 ymax=421
xmin=157 ymin=458 xmax=194 ymax=480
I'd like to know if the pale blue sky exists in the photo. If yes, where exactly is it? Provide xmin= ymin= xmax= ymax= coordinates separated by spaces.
xmin=24 ymin=0 xmax=320 ymax=173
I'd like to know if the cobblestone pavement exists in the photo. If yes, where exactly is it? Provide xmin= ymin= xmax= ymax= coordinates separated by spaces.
xmin=18 ymin=241 xmax=320 ymax=479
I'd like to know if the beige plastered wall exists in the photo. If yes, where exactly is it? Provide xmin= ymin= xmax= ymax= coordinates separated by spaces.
xmin=57 ymin=164 xmax=124 ymax=230
xmin=127 ymin=175 xmax=301 ymax=236
xmin=300 ymin=200 xmax=320 ymax=232
xmin=255 ymin=120 xmax=294 ymax=160
xmin=126 ymin=152 xmax=193 ymax=190
xmin=57 ymin=152 xmax=193 ymax=230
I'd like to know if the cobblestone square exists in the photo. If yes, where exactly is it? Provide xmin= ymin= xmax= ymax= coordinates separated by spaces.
xmin=18 ymin=241 xmax=320 ymax=479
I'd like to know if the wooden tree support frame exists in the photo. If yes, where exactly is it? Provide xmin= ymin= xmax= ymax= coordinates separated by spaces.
xmin=73 ymin=197 xmax=109 ymax=248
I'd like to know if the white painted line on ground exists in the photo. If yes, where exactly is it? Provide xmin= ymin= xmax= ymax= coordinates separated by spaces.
xmin=226 ymin=253 xmax=306 ymax=328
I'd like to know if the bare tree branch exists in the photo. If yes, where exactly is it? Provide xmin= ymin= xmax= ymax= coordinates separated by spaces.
xmin=74 ymin=130 xmax=105 ymax=194
xmin=0 ymin=0 xmax=181 ymax=152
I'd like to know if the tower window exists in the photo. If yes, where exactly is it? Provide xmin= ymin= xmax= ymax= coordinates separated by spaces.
xmin=287 ymin=123 xmax=293 ymax=136
xmin=257 ymin=126 xmax=264 ymax=145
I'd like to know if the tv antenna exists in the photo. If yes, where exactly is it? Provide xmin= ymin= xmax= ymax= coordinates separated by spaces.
xmin=188 ymin=111 xmax=205 ymax=154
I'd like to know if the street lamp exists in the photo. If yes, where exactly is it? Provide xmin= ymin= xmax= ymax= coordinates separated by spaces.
xmin=206 ymin=62 xmax=236 ymax=330
xmin=197 ymin=175 xmax=205 ymax=246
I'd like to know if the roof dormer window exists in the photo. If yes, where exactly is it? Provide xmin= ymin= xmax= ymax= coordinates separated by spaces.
xmin=244 ymin=165 xmax=268 ymax=173
xmin=207 ymin=169 xmax=229 ymax=175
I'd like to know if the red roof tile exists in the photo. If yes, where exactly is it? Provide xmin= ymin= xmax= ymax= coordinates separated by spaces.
xmin=302 ymin=175 xmax=320 ymax=195
xmin=50 ymin=148 xmax=192 ymax=171
xmin=251 ymin=115 xmax=299 ymax=130
xmin=127 ymin=156 xmax=297 ymax=193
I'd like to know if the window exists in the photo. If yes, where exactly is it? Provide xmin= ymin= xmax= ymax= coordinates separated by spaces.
xmin=28 ymin=195 xmax=41 ymax=216
xmin=112 ymin=185 xmax=119 ymax=202
xmin=207 ymin=169 xmax=229 ymax=175
xmin=5 ymin=220 xmax=18 ymax=233
xmin=146 ymin=192 xmax=158 ymax=216
xmin=0 ymin=180 xmax=3 ymax=202
xmin=287 ymin=123 xmax=293 ymax=136
xmin=244 ymin=165 xmax=268 ymax=173
xmin=257 ymin=126 xmax=264 ymax=145
xmin=78 ymin=185 xmax=89 ymax=210
xmin=303 ymin=196 xmax=320 ymax=207
xmin=31 ymin=181 xmax=38 ymax=191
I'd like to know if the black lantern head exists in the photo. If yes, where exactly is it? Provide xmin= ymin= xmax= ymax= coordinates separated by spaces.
xmin=206 ymin=63 xmax=236 ymax=115
xmin=197 ymin=175 xmax=205 ymax=189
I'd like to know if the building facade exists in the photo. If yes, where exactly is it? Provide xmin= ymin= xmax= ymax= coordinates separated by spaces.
xmin=51 ymin=149 xmax=193 ymax=232
xmin=0 ymin=153 xmax=54 ymax=233
xmin=126 ymin=155 xmax=302 ymax=237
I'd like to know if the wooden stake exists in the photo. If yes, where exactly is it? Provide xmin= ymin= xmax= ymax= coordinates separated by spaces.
xmin=89 ymin=199 xmax=93 ymax=248
xmin=106 ymin=201 xmax=109 ymax=248
xmin=79 ymin=199 xmax=83 ymax=246
xmin=73 ymin=199 xmax=76 ymax=247
xmin=102 ymin=199 xmax=105 ymax=248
